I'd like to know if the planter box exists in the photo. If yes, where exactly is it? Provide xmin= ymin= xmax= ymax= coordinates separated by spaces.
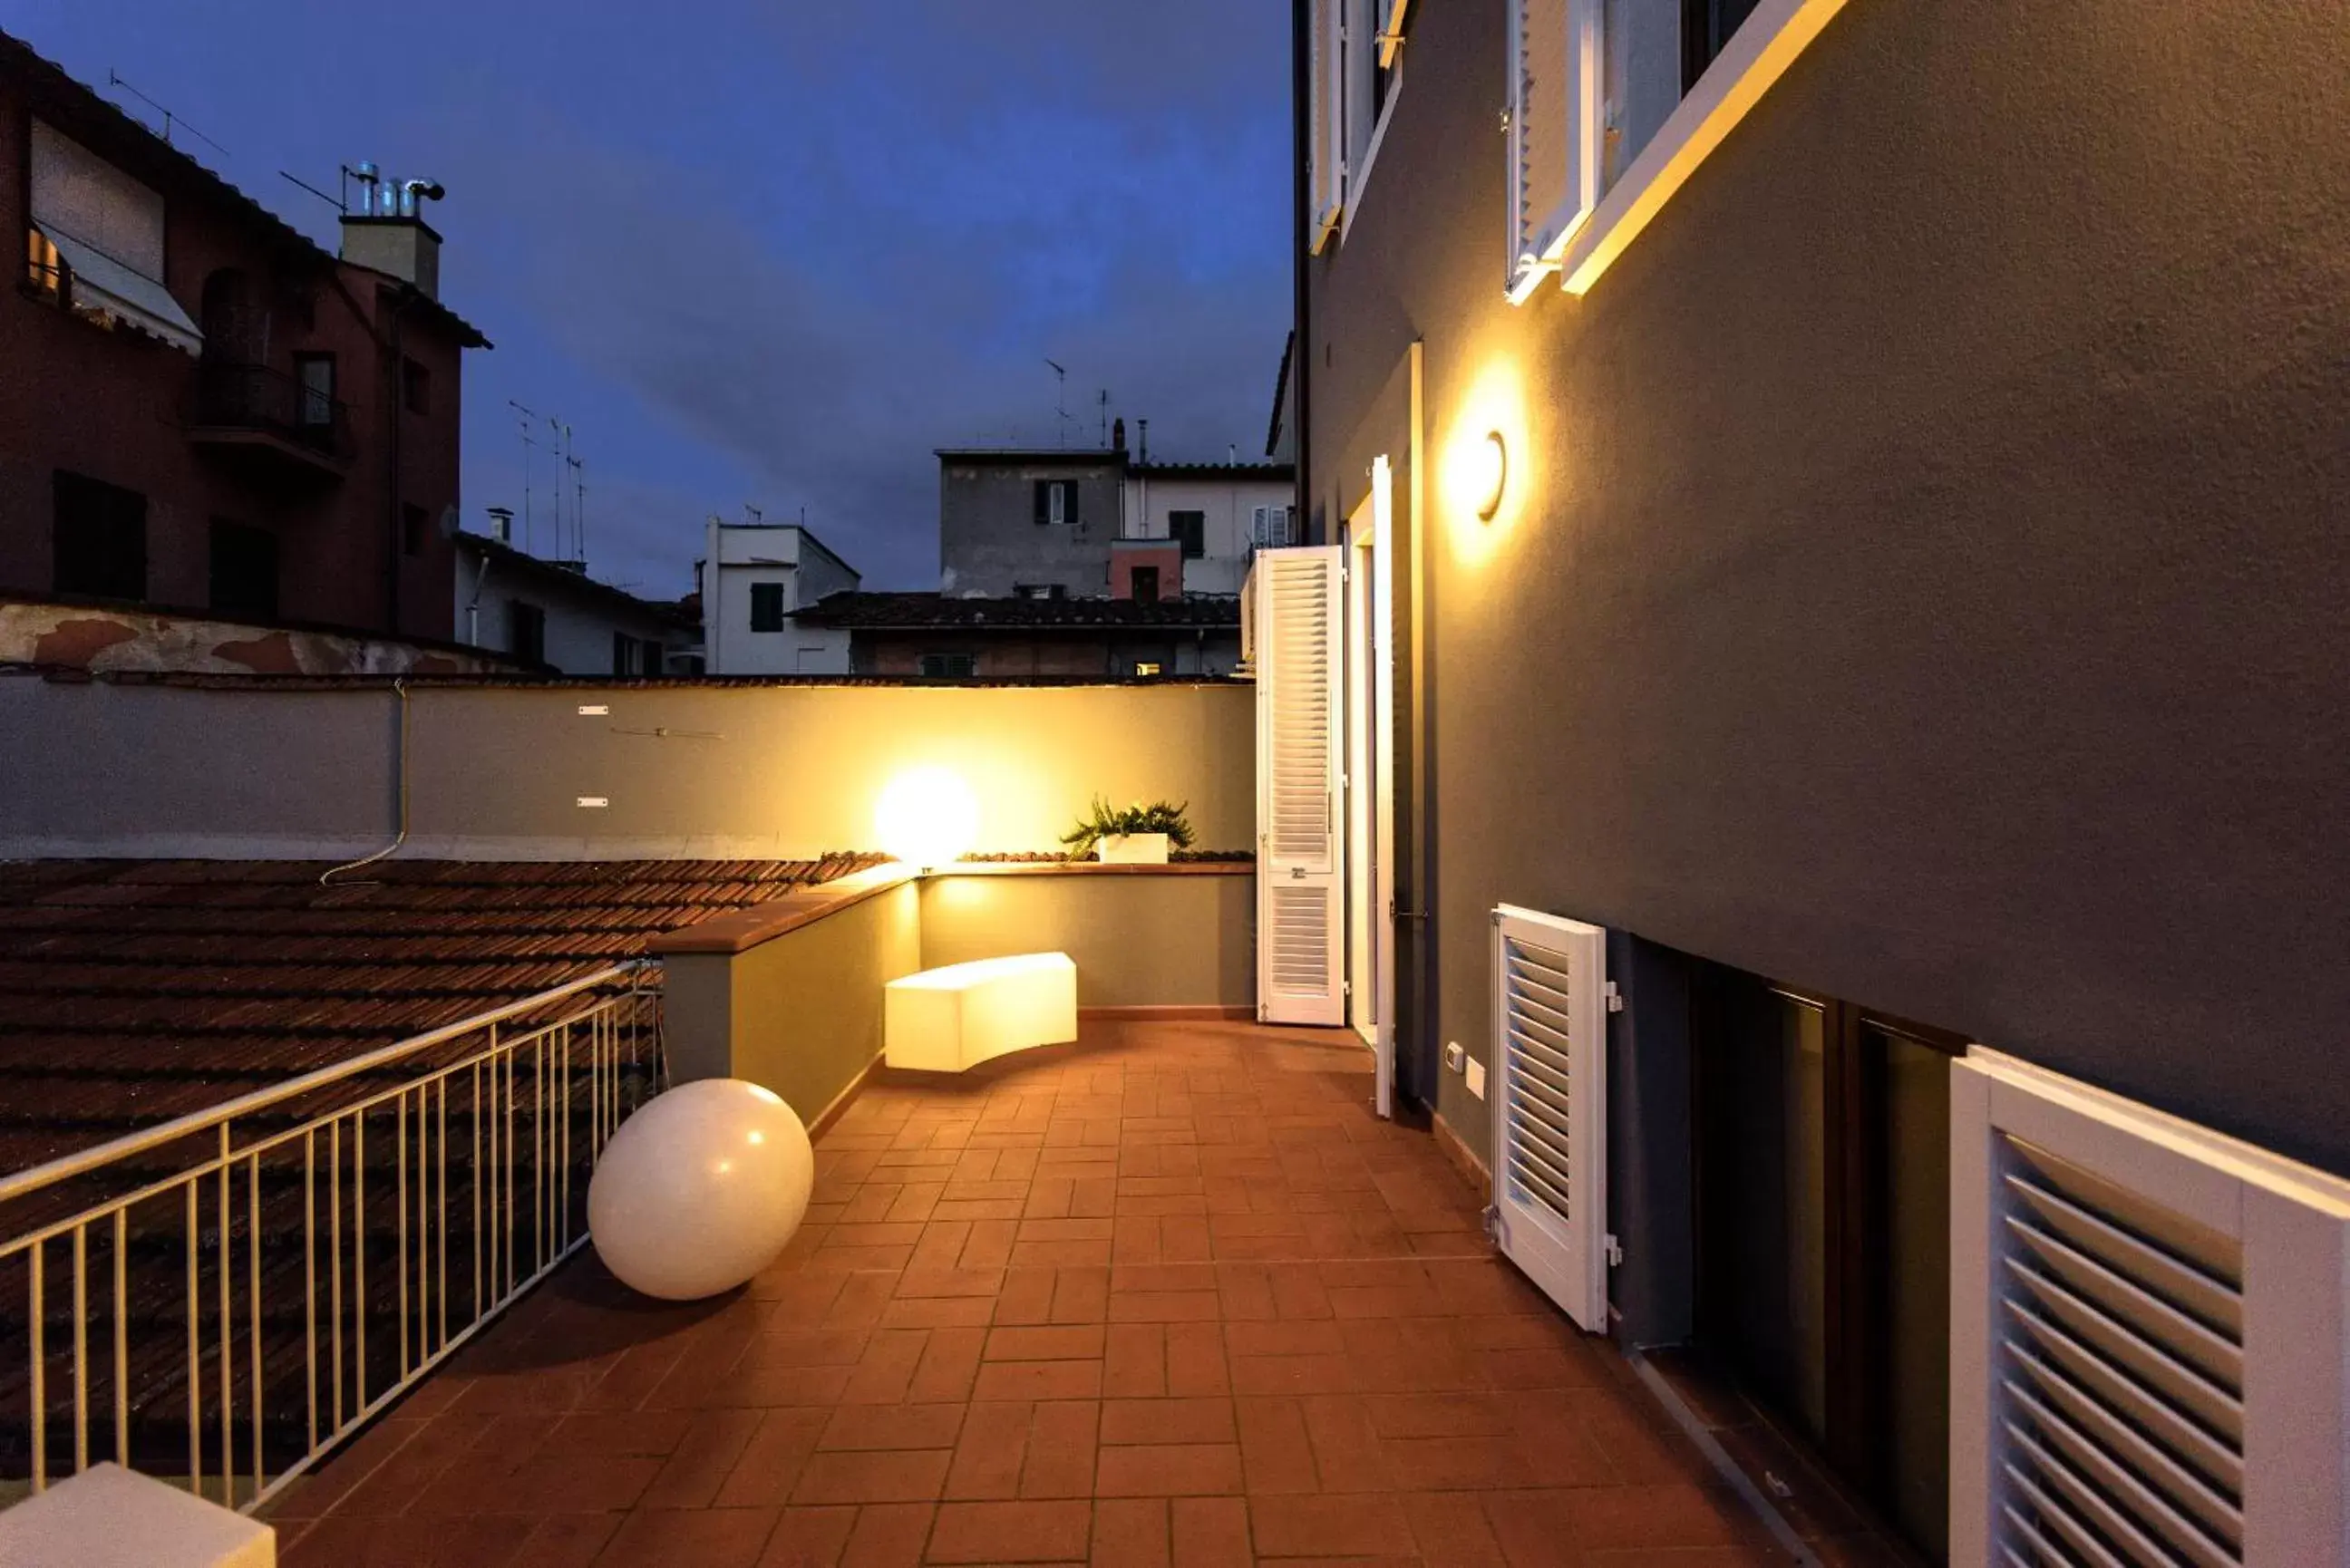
xmin=1096 ymin=833 xmax=1170 ymax=865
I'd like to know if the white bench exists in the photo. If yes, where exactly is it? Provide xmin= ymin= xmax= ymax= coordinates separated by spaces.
xmin=885 ymin=952 xmax=1077 ymax=1073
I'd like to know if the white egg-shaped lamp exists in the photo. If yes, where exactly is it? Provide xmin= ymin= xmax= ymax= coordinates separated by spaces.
xmin=588 ymin=1079 xmax=814 ymax=1301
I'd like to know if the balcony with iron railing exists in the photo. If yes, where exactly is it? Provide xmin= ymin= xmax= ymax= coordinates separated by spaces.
xmin=186 ymin=362 xmax=356 ymax=480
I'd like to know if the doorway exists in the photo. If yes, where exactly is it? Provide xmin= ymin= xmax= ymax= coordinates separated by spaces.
xmin=1342 ymin=458 xmax=1397 ymax=1115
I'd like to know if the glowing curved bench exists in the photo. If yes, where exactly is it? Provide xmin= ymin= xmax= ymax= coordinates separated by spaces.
xmin=885 ymin=952 xmax=1077 ymax=1073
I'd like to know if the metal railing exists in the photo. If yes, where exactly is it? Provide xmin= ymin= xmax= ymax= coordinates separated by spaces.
xmin=0 ymin=963 xmax=662 ymax=1513
xmin=190 ymin=361 xmax=356 ymax=462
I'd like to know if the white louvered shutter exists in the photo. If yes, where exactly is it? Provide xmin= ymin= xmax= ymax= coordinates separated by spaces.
xmin=1489 ymin=905 xmax=1608 ymax=1331
xmin=1951 ymin=1050 xmax=2350 ymax=1567
xmin=1255 ymin=547 xmax=1344 ymax=1024
xmin=1505 ymin=0 xmax=1603 ymax=301
xmin=1308 ymin=0 xmax=1345 ymax=252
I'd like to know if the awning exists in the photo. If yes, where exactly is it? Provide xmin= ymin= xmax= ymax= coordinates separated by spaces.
xmin=37 ymin=226 xmax=203 ymax=357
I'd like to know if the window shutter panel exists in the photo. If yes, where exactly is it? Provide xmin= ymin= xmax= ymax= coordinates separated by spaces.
xmin=1254 ymin=547 xmax=1344 ymax=1025
xmin=1251 ymin=505 xmax=1268 ymax=549
xmin=1506 ymin=0 xmax=1603 ymax=301
xmin=1308 ymin=0 xmax=1345 ymax=252
xmin=1950 ymin=1049 xmax=2350 ymax=1567
xmin=1034 ymin=480 xmax=1049 ymax=526
xmin=1489 ymin=905 xmax=1609 ymax=1331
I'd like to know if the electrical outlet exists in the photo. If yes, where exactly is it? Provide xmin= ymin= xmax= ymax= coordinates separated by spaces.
xmin=1465 ymin=1056 xmax=1487 ymax=1100
xmin=1444 ymin=1041 xmax=1465 ymax=1073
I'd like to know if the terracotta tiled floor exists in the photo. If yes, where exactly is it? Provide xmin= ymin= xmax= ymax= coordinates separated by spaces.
xmin=265 ymin=1021 xmax=1784 ymax=1566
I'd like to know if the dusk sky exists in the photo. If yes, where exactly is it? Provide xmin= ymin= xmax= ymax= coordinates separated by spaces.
xmin=10 ymin=2 xmax=1294 ymax=597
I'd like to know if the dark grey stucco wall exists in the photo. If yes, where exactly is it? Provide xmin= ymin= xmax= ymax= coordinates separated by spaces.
xmin=939 ymin=460 xmax=1125 ymax=597
xmin=1307 ymin=2 xmax=2350 ymax=1173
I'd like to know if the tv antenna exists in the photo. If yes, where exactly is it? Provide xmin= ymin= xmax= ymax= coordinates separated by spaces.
xmin=106 ymin=71 xmax=230 ymax=158
xmin=508 ymin=400 xmax=538 ymax=554
xmin=1043 ymin=358 xmax=1072 ymax=447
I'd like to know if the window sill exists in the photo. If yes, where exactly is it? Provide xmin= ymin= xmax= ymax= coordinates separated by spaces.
xmin=1544 ymin=0 xmax=1849 ymax=298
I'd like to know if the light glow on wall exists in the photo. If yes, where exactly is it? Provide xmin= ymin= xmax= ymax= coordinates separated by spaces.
xmin=874 ymin=765 xmax=980 ymax=868
xmin=1440 ymin=359 xmax=1531 ymax=571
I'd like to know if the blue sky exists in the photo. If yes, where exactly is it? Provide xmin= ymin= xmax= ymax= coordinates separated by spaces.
xmin=12 ymin=1 xmax=1294 ymax=595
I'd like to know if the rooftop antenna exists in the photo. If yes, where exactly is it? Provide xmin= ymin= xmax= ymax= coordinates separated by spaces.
xmin=1044 ymin=358 xmax=1067 ymax=447
xmin=543 ymin=416 xmax=568 ymax=560
xmin=1098 ymin=388 xmax=1112 ymax=447
xmin=1137 ymin=418 xmax=1150 ymax=464
xmin=508 ymin=400 xmax=538 ymax=555
xmin=278 ymin=169 xmax=345 ymax=213
xmin=744 ymin=503 xmax=763 ymax=525
xmin=105 ymin=71 xmax=230 ymax=157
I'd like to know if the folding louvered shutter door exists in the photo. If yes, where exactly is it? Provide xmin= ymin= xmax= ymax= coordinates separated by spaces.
xmin=1951 ymin=1050 xmax=2350 ymax=1566
xmin=1505 ymin=0 xmax=1603 ymax=301
xmin=1489 ymin=905 xmax=1607 ymax=1331
xmin=1308 ymin=0 xmax=1345 ymax=251
xmin=1255 ymin=547 xmax=1344 ymax=1025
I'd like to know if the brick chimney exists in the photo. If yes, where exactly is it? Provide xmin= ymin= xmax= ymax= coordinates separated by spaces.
xmin=338 ymin=164 xmax=444 ymax=298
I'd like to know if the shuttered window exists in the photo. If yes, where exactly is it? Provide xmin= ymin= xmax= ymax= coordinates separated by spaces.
xmin=1307 ymin=0 xmax=1345 ymax=251
xmin=1253 ymin=547 xmax=1344 ymax=1024
xmin=1490 ymin=905 xmax=1610 ymax=1332
xmin=1506 ymin=0 xmax=1604 ymax=301
xmin=1951 ymin=1050 xmax=2350 ymax=1565
xmin=1507 ymin=0 xmax=1852 ymax=298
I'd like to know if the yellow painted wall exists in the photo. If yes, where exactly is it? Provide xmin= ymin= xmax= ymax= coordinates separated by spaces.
xmin=407 ymin=682 xmax=1253 ymax=859
xmin=665 ymin=881 xmax=921 ymax=1124
xmin=918 ymin=872 xmax=1253 ymax=1010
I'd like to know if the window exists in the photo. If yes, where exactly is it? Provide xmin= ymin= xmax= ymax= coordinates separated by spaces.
xmin=25 ymin=227 xmax=60 ymax=300
xmin=401 ymin=356 xmax=431 ymax=415
xmin=1251 ymin=505 xmax=1294 ymax=550
xmin=919 ymin=653 xmax=976 ymax=679
xmin=402 ymin=503 xmax=428 ymax=557
xmin=1684 ymin=0 xmax=1767 ymax=87
xmin=749 ymin=581 xmax=787 ymax=632
xmin=293 ymin=353 xmax=335 ymax=428
xmin=508 ymin=601 xmax=546 ymax=664
xmin=207 ymin=519 xmax=278 ymax=622
xmin=52 ymin=470 xmax=146 ymax=602
xmin=1015 ymin=583 xmax=1066 ymax=601
xmin=1033 ymin=479 xmax=1078 ymax=527
xmin=1131 ymin=566 xmax=1161 ymax=605
xmin=1507 ymin=0 xmax=1848 ymax=299
xmin=1169 ymin=510 xmax=1206 ymax=559
xmin=612 ymin=631 xmax=635 ymax=677
xmin=1308 ymin=0 xmax=1413 ymax=250
xmin=1132 ymin=660 xmax=1163 ymax=678
xmin=643 ymin=637 xmax=667 ymax=676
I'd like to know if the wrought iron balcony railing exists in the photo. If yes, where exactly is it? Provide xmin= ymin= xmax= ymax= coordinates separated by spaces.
xmin=190 ymin=362 xmax=356 ymax=464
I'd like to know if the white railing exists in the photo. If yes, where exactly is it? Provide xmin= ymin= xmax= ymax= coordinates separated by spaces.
xmin=0 ymin=962 xmax=661 ymax=1513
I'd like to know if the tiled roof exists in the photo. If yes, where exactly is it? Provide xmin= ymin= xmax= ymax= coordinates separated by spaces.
xmin=0 ymin=855 xmax=879 ymax=1174
xmin=452 ymin=530 xmax=694 ymax=629
xmin=793 ymin=591 xmax=1242 ymax=631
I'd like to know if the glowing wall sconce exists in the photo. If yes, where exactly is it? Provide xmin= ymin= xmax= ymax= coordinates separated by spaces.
xmin=1471 ymin=431 xmax=1507 ymax=520
xmin=874 ymin=766 xmax=979 ymax=868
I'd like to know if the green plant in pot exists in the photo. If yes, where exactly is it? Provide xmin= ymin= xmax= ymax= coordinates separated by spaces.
xmin=1061 ymin=797 xmax=1195 ymax=864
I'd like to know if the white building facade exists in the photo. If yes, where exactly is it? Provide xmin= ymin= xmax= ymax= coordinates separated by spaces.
xmin=696 ymin=520 xmax=861 ymax=675
xmin=1116 ymin=461 xmax=1295 ymax=597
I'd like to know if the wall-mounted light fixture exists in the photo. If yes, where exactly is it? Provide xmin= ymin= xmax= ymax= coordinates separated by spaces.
xmin=874 ymin=766 xmax=979 ymax=869
xmin=1472 ymin=431 xmax=1507 ymax=520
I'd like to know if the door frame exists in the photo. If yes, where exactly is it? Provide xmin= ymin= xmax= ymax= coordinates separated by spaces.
xmin=1343 ymin=459 xmax=1399 ymax=1116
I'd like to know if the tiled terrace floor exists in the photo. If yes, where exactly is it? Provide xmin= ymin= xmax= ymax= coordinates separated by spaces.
xmin=265 ymin=1021 xmax=1786 ymax=1567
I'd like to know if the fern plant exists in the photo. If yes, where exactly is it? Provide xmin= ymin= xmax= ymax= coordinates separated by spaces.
xmin=1059 ymin=796 xmax=1196 ymax=857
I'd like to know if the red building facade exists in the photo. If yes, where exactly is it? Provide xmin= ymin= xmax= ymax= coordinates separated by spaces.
xmin=0 ymin=33 xmax=487 ymax=644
